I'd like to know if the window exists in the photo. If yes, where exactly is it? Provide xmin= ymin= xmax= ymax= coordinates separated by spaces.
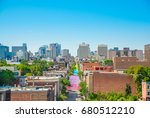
xmin=147 ymin=85 xmax=150 ymax=89
xmin=0 ymin=93 xmax=2 ymax=101
xmin=147 ymin=92 xmax=150 ymax=96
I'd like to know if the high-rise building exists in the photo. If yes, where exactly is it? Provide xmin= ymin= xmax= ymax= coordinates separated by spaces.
xmin=61 ymin=49 xmax=70 ymax=57
xmin=12 ymin=43 xmax=27 ymax=55
xmin=38 ymin=45 xmax=48 ymax=58
xmin=97 ymin=44 xmax=108 ymax=58
xmin=12 ymin=43 xmax=28 ymax=61
xmin=47 ymin=43 xmax=61 ymax=59
xmin=0 ymin=43 xmax=9 ymax=60
xmin=77 ymin=42 xmax=90 ymax=59
xmin=145 ymin=44 xmax=150 ymax=61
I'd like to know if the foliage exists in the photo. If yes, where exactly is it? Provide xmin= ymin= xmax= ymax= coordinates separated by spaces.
xmin=79 ymin=81 xmax=87 ymax=96
xmin=124 ymin=65 xmax=150 ymax=96
xmin=101 ymin=59 xmax=113 ymax=66
xmin=87 ymin=92 xmax=138 ymax=101
xmin=125 ymin=84 xmax=132 ymax=96
xmin=0 ymin=60 xmax=7 ymax=66
xmin=17 ymin=64 xmax=30 ymax=76
xmin=58 ymin=93 xmax=67 ymax=101
xmin=60 ymin=78 xmax=70 ymax=86
xmin=0 ymin=70 xmax=16 ymax=86
xmin=48 ymin=61 xmax=54 ymax=67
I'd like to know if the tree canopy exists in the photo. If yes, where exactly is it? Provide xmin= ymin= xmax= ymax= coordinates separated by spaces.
xmin=0 ymin=70 xmax=16 ymax=86
xmin=124 ymin=65 xmax=150 ymax=96
xmin=101 ymin=59 xmax=113 ymax=66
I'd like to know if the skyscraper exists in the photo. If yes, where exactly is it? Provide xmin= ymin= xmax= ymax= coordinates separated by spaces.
xmin=48 ymin=43 xmax=61 ymax=59
xmin=145 ymin=44 xmax=150 ymax=61
xmin=12 ymin=43 xmax=27 ymax=55
xmin=0 ymin=43 xmax=9 ymax=60
xmin=77 ymin=42 xmax=90 ymax=59
xmin=97 ymin=44 xmax=108 ymax=58
xmin=38 ymin=45 xmax=48 ymax=58
xmin=12 ymin=43 xmax=28 ymax=60
xmin=62 ymin=49 xmax=70 ymax=57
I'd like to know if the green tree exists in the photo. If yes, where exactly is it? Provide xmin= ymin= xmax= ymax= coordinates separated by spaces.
xmin=0 ymin=70 xmax=16 ymax=86
xmin=125 ymin=84 xmax=132 ymax=96
xmin=79 ymin=81 xmax=87 ymax=96
xmin=0 ymin=60 xmax=7 ymax=66
xmin=125 ymin=65 xmax=150 ymax=96
xmin=101 ymin=59 xmax=113 ymax=66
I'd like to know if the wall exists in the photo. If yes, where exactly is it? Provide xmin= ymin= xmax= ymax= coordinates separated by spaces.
xmin=89 ymin=72 xmax=137 ymax=95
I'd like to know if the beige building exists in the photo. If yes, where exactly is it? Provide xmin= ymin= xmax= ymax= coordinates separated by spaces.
xmin=142 ymin=81 xmax=150 ymax=101
xmin=97 ymin=44 xmax=108 ymax=59
xmin=144 ymin=44 xmax=150 ymax=61
xmin=77 ymin=42 xmax=90 ymax=59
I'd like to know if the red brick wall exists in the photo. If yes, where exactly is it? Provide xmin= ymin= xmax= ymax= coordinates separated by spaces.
xmin=89 ymin=72 xmax=137 ymax=95
xmin=113 ymin=57 xmax=150 ymax=70
xmin=11 ymin=91 xmax=53 ymax=101
xmin=82 ymin=62 xmax=100 ymax=71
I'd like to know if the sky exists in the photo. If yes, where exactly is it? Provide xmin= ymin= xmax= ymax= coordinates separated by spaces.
xmin=0 ymin=0 xmax=150 ymax=56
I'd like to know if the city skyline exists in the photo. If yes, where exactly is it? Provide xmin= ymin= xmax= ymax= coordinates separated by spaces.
xmin=0 ymin=0 xmax=150 ymax=56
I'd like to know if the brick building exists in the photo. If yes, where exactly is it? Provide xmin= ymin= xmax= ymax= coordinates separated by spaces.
xmin=11 ymin=88 xmax=54 ymax=101
xmin=89 ymin=72 xmax=137 ymax=95
xmin=113 ymin=57 xmax=150 ymax=71
xmin=81 ymin=62 xmax=101 ymax=71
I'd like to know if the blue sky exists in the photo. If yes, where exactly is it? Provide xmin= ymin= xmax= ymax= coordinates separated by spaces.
xmin=0 ymin=0 xmax=150 ymax=56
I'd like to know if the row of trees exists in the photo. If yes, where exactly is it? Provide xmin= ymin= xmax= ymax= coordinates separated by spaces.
xmin=17 ymin=60 xmax=54 ymax=76
xmin=87 ymin=92 xmax=138 ymax=101
xmin=0 ymin=60 xmax=55 ymax=76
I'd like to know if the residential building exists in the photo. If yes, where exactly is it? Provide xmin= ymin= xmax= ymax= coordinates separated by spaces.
xmin=77 ymin=42 xmax=90 ymax=59
xmin=11 ymin=87 xmax=54 ymax=101
xmin=142 ymin=81 xmax=150 ymax=101
xmin=97 ymin=44 xmax=108 ymax=59
xmin=89 ymin=72 xmax=136 ymax=95
xmin=113 ymin=57 xmax=150 ymax=71
xmin=81 ymin=62 xmax=101 ymax=71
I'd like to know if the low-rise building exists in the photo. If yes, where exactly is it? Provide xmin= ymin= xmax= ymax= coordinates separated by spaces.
xmin=113 ymin=57 xmax=150 ymax=71
xmin=0 ymin=89 xmax=11 ymax=101
xmin=81 ymin=62 xmax=100 ymax=71
xmin=142 ymin=81 xmax=150 ymax=101
xmin=11 ymin=87 xmax=54 ymax=101
xmin=89 ymin=72 xmax=137 ymax=95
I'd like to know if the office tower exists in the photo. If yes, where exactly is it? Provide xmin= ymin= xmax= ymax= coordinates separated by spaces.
xmin=145 ymin=44 xmax=150 ymax=61
xmin=97 ymin=44 xmax=108 ymax=58
xmin=47 ymin=43 xmax=61 ymax=59
xmin=12 ymin=43 xmax=28 ymax=61
xmin=12 ymin=43 xmax=27 ymax=55
xmin=38 ymin=45 xmax=48 ymax=58
xmin=62 ymin=49 xmax=69 ymax=57
xmin=77 ymin=42 xmax=90 ymax=59
xmin=0 ymin=43 xmax=9 ymax=60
